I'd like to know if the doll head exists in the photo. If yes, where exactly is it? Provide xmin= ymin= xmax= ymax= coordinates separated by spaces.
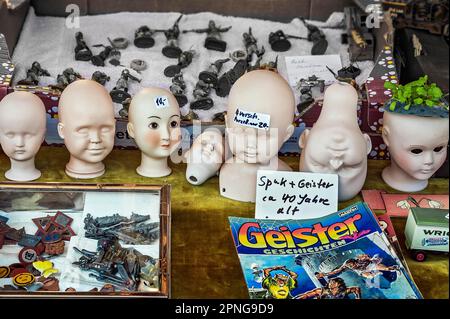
xmin=382 ymin=112 xmax=449 ymax=191
xmin=58 ymin=80 xmax=116 ymax=178
xmin=127 ymin=88 xmax=181 ymax=177
xmin=128 ymin=88 xmax=181 ymax=158
xmin=299 ymin=82 xmax=372 ymax=201
xmin=185 ymin=129 xmax=224 ymax=185
xmin=0 ymin=91 xmax=46 ymax=181
xmin=226 ymin=70 xmax=295 ymax=165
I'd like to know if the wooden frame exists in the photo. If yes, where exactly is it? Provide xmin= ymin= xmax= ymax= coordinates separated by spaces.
xmin=0 ymin=182 xmax=171 ymax=298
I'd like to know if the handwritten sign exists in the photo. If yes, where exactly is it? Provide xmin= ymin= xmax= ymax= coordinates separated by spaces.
xmin=233 ymin=108 xmax=271 ymax=130
xmin=285 ymin=55 xmax=342 ymax=87
xmin=255 ymin=170 xmax=338 ymax=220
xmin=154 ymin=96 xmax=169 ymax=109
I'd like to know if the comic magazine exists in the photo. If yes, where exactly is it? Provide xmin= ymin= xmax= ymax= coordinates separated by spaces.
xmin=229 ymin=202 xmax=422 ymax=299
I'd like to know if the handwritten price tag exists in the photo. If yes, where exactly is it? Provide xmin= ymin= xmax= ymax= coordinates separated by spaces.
xmin=255 ymin=170 xmax=338 ymax=220
xmin=154 ymin=96 xmax=170 ymax=109
xmin=233 ymin=108 xmax=271 ymax=130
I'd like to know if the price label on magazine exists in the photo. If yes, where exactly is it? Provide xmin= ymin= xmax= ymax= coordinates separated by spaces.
xmin=255 ymin=170 xmax=338 ymax=220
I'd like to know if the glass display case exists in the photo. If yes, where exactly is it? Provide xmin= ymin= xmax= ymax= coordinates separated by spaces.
xmin=0 ymin=183 xmax=171 ymax=297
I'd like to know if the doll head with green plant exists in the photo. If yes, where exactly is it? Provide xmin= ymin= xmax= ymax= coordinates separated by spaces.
xmin=381 ymin=76 xmax=449 ymax=192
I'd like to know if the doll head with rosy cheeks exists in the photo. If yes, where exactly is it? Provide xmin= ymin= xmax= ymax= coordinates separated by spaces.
xmin=58 ymin=80 xmax=116 ymax=179
xmin=0 ymin=91 xmax=46 ymax=181
xmin=225 ymin=70 xmax=295 ymax=165
xmin=128 ymin=88 xmax=181 ymax=177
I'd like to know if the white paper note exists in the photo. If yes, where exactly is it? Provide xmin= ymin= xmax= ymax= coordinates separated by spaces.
xmin=285 ymin=54 xmax=342 ymax=87
xmin=255 ymin=170 xmax=339 ymax=220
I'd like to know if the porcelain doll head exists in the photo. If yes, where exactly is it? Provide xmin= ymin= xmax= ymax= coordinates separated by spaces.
xmin=226 ymin=70 xmax=295 ymax=165
xmin=0 ymin=91 xmax=46 ymax=181
xmin=57 ymin=80 xmax=116 ymax=179
xmin=299 ymin=82 xmax=372 ymax=201
xmin=185 ymin=128 xmax=224 ymax=185
xmin=127 ymin=87 xmax=181 ymax=177
xmin=382 ymin=112 xmax=449 ymax=192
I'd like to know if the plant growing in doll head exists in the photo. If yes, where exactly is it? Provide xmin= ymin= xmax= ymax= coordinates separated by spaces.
xmin=384 ymin=76 xmax=449 ymax=118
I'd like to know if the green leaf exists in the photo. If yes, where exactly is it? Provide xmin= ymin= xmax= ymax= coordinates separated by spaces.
xmin=414 ymin=98 xmax=424 ymax=105
xmin=389 ymin=101 xmax=397 ymax=111
xmin=384 ymin=81 xmax=396 ymax=90
xmin=430 ymin=87 xmax=443 ymax=99
xmin=404 ymin=103 xmax=411 ymax=110
xmin=426 ymin=100 xmax=435 ymax=107
xmin=416 ymin=87 xmax=427 ymax=96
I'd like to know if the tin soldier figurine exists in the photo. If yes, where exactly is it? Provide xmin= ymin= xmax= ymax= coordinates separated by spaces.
xmin=190 ymin=79 xmax=214 ymax=110
xmin=295 ymin=75 xmax=325 ymax=115
xmin=91 ymin=71 xmax=110 ymax=86
xmin=170 ymin=72 xmax=188 ymax=107
xmin=134 ymin=26 xmax=156 ymax=48
xmin=110 ymin=69 xmax=141 ymax=103
xmin=267 ymin=30 xmax=304 ymax=52
xmin=300 ymin=17 xmax=328 ymax=55
xmin=213 ymin=111 xmax=226 ymax=122
xmin=215 ymin=59 xmax=247 ymax=97
xmin=17 ymin=61 xmax=50 ymax=86
xmin=108 ymin=48 xmax=123 ymax=67
xmin=119 ymin=97 xmax=131 ymax=118
xmin=164 ymin=49 xmax=195 ymax=78
xmin=91 ymin=45 xmax=113 ymax=67
xmin=74 ymin=32 xmax=93 ymax=61
xmin=183 ymin=20 xmax=232 ymax=52
xmin=51 ymin=67 xmax=83 ymax=90
xmin=199 ymin=58 xmax=230 ymax=86
xmin=155 ymin=15 xmax=184 ymax=58
xmin=181 ymin=109 xmax=199 ymax=121
xmin=243 ymin=27 xmax=265 ymax=63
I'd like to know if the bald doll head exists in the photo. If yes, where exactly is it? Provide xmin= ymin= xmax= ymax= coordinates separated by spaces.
xmin=226 ymin=70 xmax=295 ymax=164
xmin=57 ymin=80 xmax=116 ymax=165
xmin=0 ymin=91 xmax=46 ymax=162
xmin=127 ymin=87 xmax=181 ymax=159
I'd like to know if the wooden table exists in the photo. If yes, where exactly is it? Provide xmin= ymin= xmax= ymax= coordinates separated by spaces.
xmin=1 ymin=147 xmax=448 ymax=298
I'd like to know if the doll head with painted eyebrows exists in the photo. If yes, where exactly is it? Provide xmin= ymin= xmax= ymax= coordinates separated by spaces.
xmin=226 ymin=70 xmax=295 ymax=164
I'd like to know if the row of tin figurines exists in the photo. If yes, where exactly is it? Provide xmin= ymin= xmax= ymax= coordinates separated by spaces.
xmin=0 ymin=70 xmax=448 ymax=203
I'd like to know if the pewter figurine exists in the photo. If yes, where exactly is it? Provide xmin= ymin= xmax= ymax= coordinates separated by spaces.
xmin=199 ymin=58 xmax=230 ymax=86
xmin=170 ymin=72 xmax=188 ymax=107
xmin=17 ymin=61 xmax=50 ymax=86
xmin=243 ymin=27 xmax=265 ymax=63
xmin=164 ymin=49 xmax=195 ymax=78
xmin=110 ymin=69 xmax=141 ymax=103
xmin=74 ymin=32 xmax=93 ymax=61
xmin=215 ymin=59 xmax=247 ymax=97
xmin=183 ymin=20 xmax=232 ymax=52
xmin=134 ymin=26 xmax=156 ymax=48
xmin=181 ymin=109 xmax=199 ymax=121
xmin=51 ymin=67 xmax=83 ymax=90
xmin=300 ymin=17 xmax=328 ymax=55
xmin=91 ymin=45 xmax=113 ymax=67
xmin=91 ymin=71 xmax=110 ymax=85
xmin=190 ymin=79 xmax=214 ymax=110
xmin=155 ymin=15 xmax=183 ymax=58
xmin=119 ymin=97 xmax=131 ymax=118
